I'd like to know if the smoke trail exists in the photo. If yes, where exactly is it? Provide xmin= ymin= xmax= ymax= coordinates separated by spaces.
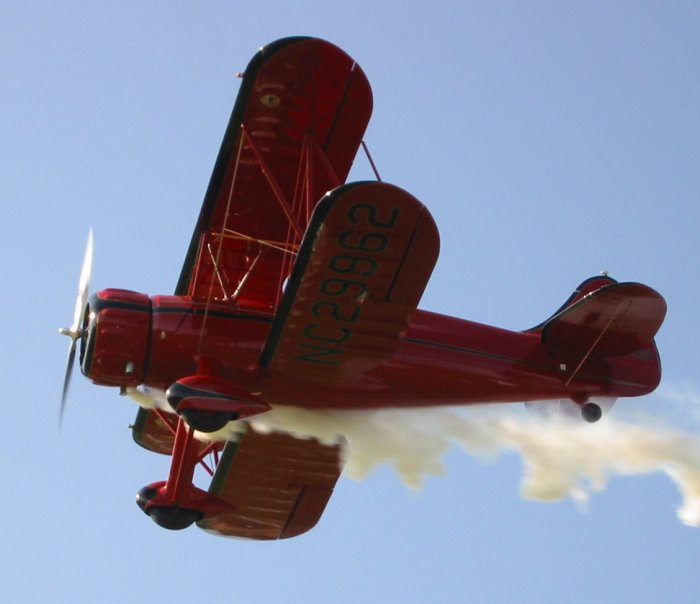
xmin=127 ymin=385 xmax=700 ymax=526
xmin=657 ymin=383 xmax=700 ymax=428
xmin=245 ymin=405 xmax=700 ymax=527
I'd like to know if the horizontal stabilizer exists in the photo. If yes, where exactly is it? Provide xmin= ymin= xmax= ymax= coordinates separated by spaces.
xmin=260 ymin=181 xmax=439 ymax=383
xmin=540 ymin=282 xmax=666 ymax=357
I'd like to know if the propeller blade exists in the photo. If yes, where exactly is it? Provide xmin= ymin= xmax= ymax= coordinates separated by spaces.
xmin=58 ymin=230 xmax=94 ymax=426
xmin=59 ymin=341 xmax=77 ymax=426
xmin=71 ymin=229 xmax=93 ymax=334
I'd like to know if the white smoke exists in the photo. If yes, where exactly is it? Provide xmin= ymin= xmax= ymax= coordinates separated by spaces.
xmin=245 ymin=404 xmax=700 ymax=527
xmin=657 ymin=383 xmax=700 ymax=428
xmin=126 ymin=384 xmax=700 ymax=526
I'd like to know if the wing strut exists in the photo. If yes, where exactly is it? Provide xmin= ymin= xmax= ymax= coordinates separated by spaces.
xmin=241 ymin=125 xmax=305 ymax=241
xmin=361 ymin=140 xmax=382 ymax=182
xmin=195 ymin=132 xmax=247 ymax=355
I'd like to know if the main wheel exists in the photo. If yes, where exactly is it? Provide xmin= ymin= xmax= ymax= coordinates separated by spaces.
xmin=581 ymin=402 xmax=603 ymax=423
xmin=180 ymin=409 xmax=234 ymax=433
xmin=147 ymin=506 xmax=203 ymax=531
xmin=135 ymin=486 xmax=202 ymax=530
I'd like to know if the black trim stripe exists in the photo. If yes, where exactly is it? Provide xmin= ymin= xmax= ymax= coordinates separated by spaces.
xmin=403 ymin=336 xmax=556 ymax=374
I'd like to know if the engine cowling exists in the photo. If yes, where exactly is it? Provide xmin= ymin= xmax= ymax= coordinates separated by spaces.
xmin=81 ymin=289 xmax=151 ymax=387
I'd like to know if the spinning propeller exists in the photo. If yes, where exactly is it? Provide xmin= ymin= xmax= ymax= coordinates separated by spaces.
xmin=58 ymin=230 xmax=93 ymax=424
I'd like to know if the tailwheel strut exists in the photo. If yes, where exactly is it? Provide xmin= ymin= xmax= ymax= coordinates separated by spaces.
xmin=136 ymin=417 xmax=232 ymax=530
xmin=570 ymin=392 xmax=604 ymax=424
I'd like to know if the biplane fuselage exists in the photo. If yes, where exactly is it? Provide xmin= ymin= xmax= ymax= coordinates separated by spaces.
xmin=61 ymin=37 xmax=666 ymax=540
xmin=84 ymin=288 xmax=660 ymax=411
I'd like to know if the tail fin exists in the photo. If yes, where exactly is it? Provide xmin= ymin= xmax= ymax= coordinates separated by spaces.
xmin=529 ymin=275 xmax=618 ymax=332
xmin=537 ymin=279 xmax=666 ymax=357
xmin=530 ymin=276 xmax=666 ymax=397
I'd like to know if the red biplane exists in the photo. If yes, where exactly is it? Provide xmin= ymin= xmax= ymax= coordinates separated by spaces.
xmin=60 ymin=37 xmax=666 ymax=539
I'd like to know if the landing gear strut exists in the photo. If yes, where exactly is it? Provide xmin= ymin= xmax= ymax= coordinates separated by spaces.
xmin=135 ymin=418 xmax=233 ymax=530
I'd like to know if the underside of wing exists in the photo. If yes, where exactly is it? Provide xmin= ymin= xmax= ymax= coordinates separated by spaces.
xmin=132 ymin=407 xmax=342 ymax=540
xmin=132 ymin=407 xmax=175 ymax=455
xmin=197 ymin=427 xmax=342 ymax=540
xmin=260 ymin=181 xmax=440 ymax=384
xmin=177 ymin=37 xmax=372 ymax=311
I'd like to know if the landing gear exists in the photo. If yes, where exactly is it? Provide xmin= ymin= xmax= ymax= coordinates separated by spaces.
xmin=179 ymin=409 xmax=234 ymax=433
xmin=134 ymin=418 xmax=234 ymax=531
xmin=148 ymin=506 xmax=203 ymax=531
xmin=165 ymin=374 xmax=269 ymax=433
xmin=135 ymin=485 xmax=158 ymax=512
xmin=525 ymin=398 xmax=605 ymax=423
xmin=581 ymin=401 xmax=603 ymax=423
xmin=136 ymin=485 xmax=204 ymax=530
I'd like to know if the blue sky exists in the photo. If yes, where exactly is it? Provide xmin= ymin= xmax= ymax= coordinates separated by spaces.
xmin=2 ymin=2 xmax=700 ymax=602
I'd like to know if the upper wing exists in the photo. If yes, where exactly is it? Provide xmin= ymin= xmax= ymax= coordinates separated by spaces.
xmin=260 ymin=181 xmax=439 ymax=383
xmin=176 ymin=37 xmax=372 ymax=310
xmin=197 ymin=427 xmax=342 ymax=540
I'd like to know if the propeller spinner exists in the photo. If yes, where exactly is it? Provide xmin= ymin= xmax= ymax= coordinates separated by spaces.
xmin=58 ymin=230 xmax=93 ymax=424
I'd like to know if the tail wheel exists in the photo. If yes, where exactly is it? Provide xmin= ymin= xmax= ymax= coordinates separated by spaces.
xmin=581 ymin=402 xmax=603 ymax=423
